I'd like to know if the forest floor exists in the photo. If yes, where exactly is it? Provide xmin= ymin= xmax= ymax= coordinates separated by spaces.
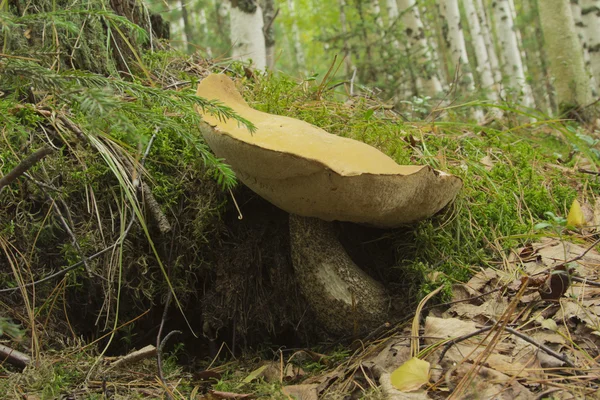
xmin=2 ymin=52 xmax=600 ymax=400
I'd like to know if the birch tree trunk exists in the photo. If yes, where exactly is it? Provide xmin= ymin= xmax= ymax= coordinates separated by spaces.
xmin=230 ymin=0 xmax=267 ymax=70
xmin=199 ymin=8 xmax=212 ymax=58
xmin=179 ymin=0 xmax=193 ymax=53
xmin=581 ymin=0 xmax=600 ymax=88
xmin=261 ymin=0 xmax=276 ymax=70
xmin=440 ymin=0 xmax=483 ymax=120
xmin=570 ymin=0 xmax=597 ymax=93
xmin=474 ymin=0 xmax=502 ymax=88
xmin=507 ymin=0 xmax=530 ymax=78
xmin=339 ymin=0 xmax=354 ymax=78
xmin=386 ymin=0 xmax=398 ymax=21
xmin=463 ymin=0 xmax=497 ymax=100
xmin=371 ymin=0 xmax=385 ymax=32
xmin=287 ymin=0 xmax=305 ymax=73
xmin=440 ymin=0 xmax=475 ymax=90
xmin=539 ymin=0 xmax=592 ymax=115
xmin=492 ymin=0 xmax=535 ymax=107
xmin=398 ymin=0 xmax=443 ymax=97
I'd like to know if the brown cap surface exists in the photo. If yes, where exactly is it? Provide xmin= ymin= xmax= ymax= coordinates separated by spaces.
xmin=196 ymin=73 xmax=462 ymax=227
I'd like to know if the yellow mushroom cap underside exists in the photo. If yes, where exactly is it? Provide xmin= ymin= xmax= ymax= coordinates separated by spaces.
xmin=196 ymin=73 xmax=462 ymax=227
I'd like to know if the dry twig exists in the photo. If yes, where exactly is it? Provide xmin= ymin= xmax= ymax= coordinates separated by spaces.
xmin=0 ymin=147 xmax=53 ymax=192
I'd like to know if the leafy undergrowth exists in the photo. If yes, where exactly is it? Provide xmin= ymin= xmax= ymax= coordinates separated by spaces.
xmin=3 ymin=48 xmax=600 ymax=399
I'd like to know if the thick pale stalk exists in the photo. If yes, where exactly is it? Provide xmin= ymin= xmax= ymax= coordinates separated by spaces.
xmin=539 ymin=0 xmax=592 ymax=113
xmin=581 ymin=0 xmax=600 ymax=88
xmin=463 ymin=0 xmax=497 ymax=100
xmin=230 ymin=1 xmax=267 ymax=70
xmin=491 ymin=0 xmax=535 ymax=107
xmin=398 ymin=0 xmax=443 ymax=97
xmin=289 ymin=215 xmax=388 ymax=335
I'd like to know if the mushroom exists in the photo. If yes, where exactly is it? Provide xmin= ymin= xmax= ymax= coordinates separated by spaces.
xmin=196 ymin=74 xmax=462 ymax=335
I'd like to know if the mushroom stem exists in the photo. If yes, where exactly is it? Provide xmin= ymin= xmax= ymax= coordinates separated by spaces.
xmin=289 ymin=214 xmax=389 ymax=335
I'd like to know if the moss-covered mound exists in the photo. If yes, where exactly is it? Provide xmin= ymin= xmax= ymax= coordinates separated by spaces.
xmin=2 ymin=4 xmax=600 ymax=397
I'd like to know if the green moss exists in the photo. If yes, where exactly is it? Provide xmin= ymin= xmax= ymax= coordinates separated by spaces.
xmin=243 ymin=73 xmax=587 ymax=295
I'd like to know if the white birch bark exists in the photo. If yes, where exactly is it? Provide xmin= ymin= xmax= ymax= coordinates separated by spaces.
xmin=581 ymin=0 xmax=600 ymax=88
xmin=199 ymin=8 xmax=212 ymax=58
xmin=398 ymin=0 xmax=443 ymax=96
xmin=175 ymin=1 xmax=188 ymax=51
xmin=507 ymin=0 xmax=530 ymax=77
xmin=570 ymin=0 xmax=598 ymax=92
xmin=474 ymin=0 xmax=502 ymax=87
xmin=539 ymin=0 xmax=592 ymax=112
xmin=287 ymin=0 xmax=305 ymax=72
xmin=439 ymin=0 xmax=476 ymax=92
xmin=261 ymin=0 xmax=276 ymax=70
xmin=371 ymin=0 xmax=385 ymax=31
xmin=386 ymin=0 xmax=398 ymax=20
xmin=230 ymin=1 xmax=267 ymax=70
xmin=463 ymin=0 xmax=497 ymax=99
xmin=492 ymin=0 xmax=535 ymax=107
xmin=339 ymin=0 xmax=354 ymax=78
xmin=440 ymin=0 xmax=484 ymax=121
xmin=179 ymin=0 xmax=189 ymax=45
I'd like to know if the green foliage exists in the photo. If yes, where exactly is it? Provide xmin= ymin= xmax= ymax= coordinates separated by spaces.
xmin=0 ymin=316 xmax=23 ymax=339
xmin=244 ymin=73 xmax=588 ymax=295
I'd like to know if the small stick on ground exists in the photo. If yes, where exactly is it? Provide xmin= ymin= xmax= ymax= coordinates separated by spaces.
xmin=0 ymin=147 xmax=53 ymax=192
xmin=156 ymin=290 xmax=180 ymax=398
xmin=0 ymin=343 xmax=30 ymax=369
xmin=110 ymin=344 xmax=157 ymax=369
xmin=438 ymin=324 xmax=574 ymax=368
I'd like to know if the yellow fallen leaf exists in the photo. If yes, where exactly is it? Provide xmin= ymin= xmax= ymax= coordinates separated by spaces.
xmin=242 ymin=364 xmax=269 ymax=383
xmin=567 ymin=199 xmax=585 ymax=228
xmin=390 ymin=357 xmax=430 ymax=392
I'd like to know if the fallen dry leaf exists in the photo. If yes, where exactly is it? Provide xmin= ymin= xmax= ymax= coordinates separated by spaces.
xmin=390 ymin=357 xmax=430 ymax=392
xmin=281 ymin=384 xmax=319 ymax=400
xmin=208 ymin=390 xmax=252 ymax=399
xmin=480 ymin=154 xmax=495 ymax=171
xmin=567 ymin=199 xmax=585 ymax=228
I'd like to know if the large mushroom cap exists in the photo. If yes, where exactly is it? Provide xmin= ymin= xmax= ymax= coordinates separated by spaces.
xmin=196 ymin=74 xmax=462 ymax=228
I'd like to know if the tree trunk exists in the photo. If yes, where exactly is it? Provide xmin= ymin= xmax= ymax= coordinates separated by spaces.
xmin=581 ymin=0 xmax=600 ymax=90
xmin=474 ymin=0 xmax=502 ymax=87
xmin=339 ymin=0 xmax=355 ymax=79
xmin=539 ymin=0 xmax=592 ymax=116
xmin=440 ymin=0 xmax=484 ymax=120
xmin=287 ymin=0 xmax=306 ymax=73
xmin=463 ymin=0 xmax=497 ymax=100
xmin=261 ymin=0 xmax=276 ymax=70
xmin=230 ymin=0 xmax=267 ymax=70
xmin=179 ymin=0 xmax=193 ymax=53
xmin=571 ymin=0 xmax=596 ymax=92
xmin=398 ymin=0 xmax=443 ymax=97
xmin=492 ymin=0 xmax=535 ymax=107
xmin=199 ymin=8 xmax=213 ymax=58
